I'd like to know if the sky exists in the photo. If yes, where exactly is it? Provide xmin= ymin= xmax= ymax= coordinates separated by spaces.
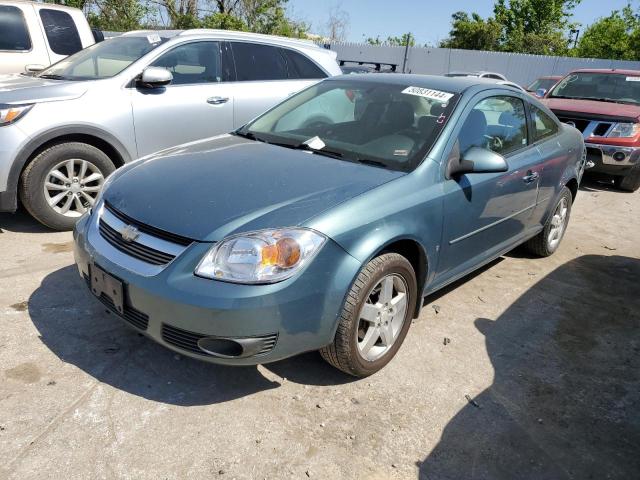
xmin=287 ymin=0 xmax=633 ymax=46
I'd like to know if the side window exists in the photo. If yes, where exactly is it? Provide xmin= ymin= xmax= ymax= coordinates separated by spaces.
xmin=231 ymin=42 xmax=288 ymax=81
xmin=281 ymin=49 xmax=326 ymax=79
xmin=531 ymin=105 xmax=559 ymax=141
xmin=39 ymin=9 xmax=82 ymax=56
xmin=457 ymin=96 xmax=528 ymax=156
xmin=0 ymin=5 xmax=31 ymax=51
xmin=151 ymin=42 xmax=222 ymax=85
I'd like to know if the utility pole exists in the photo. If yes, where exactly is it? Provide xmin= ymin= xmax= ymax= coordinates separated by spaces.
xmin=402 ymin=32 xmax=412 ymax=73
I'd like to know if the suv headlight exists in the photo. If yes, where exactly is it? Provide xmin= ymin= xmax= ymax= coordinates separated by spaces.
xmin=0 ymin=104 xmax=33 ymax=126
xmin=607 ymin=122 xmax=640 ymax=138
xmin=195 ymin=228 xmax=326 ymax=284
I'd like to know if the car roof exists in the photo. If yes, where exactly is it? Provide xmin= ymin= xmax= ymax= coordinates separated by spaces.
xmin=328 ymin=73 xmax=520 ymax=94
xmin=569 ymin=68 xmax=640 ymax=76
xmin=120 ymin=29 xmax=324 ymax=51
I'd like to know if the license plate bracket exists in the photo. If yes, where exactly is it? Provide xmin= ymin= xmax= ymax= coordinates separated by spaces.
xmin=90 ymin=264 xmax=124 ymax=314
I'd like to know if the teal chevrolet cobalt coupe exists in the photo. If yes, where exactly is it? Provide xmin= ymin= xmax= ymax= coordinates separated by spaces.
xmin=73 ymin=74 xmax=585 ymax=376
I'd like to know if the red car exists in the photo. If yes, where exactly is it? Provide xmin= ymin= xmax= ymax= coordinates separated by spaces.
xmin=526 ymin=76 xmax=562 ymax=97
xmin=541 ymin=69 xmax=640 ymax=191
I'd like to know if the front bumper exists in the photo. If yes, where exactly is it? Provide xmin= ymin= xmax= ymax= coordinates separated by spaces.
xmin=585 ymin=142 xmax=640 ymax=176
xmin=73 ymin=210 xmax=361 ymax=366
xmin=0 ymin=124 xmax=29 ymax=212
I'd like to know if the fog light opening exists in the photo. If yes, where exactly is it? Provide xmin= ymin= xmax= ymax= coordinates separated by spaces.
xmin=612 ymin=151 xmax=627 ymax=162
xmin=197 ymin=337 xmax=244 ymax=358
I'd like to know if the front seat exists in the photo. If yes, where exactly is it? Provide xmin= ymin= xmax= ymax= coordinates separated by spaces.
xmin=458 ymin=109 xmax=487 ymax=154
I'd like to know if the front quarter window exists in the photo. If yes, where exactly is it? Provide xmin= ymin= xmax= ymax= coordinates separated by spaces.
xmin=242 ymin=80 xmax=460 ymax=172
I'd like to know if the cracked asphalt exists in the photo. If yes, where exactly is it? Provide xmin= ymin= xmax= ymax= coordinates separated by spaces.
xmin=0 ymin=177 xmax=638 ymax=480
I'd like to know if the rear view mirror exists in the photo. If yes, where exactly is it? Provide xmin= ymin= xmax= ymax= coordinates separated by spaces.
xmin=138 ymin=67 xmax=173 ymax=88
xmin=92 ymin=28 xmax=105 ymax=43
xmin=535 ymin=88 xmax=547 ymax=98
xmin=448 ymin=146 xmax=508 ymax=178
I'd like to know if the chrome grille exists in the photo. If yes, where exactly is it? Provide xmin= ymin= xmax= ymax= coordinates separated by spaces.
xmin=96 ymin=203 xmax=192 ymax=269
xmin=99 ymin=220 xmax=175 ymax=265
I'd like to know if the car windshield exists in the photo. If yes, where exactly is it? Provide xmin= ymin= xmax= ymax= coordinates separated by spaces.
xmin=239 ymin=79 xmax=460 ymax=172
xmin=38 ymin=35 xmax=169 ymax=81
xmin=549 ymin=72 xmax=640 ymax=105
xmin=527 ymin=78 xmax=558 ymax=91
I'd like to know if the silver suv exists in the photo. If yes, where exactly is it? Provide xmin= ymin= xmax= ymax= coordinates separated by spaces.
xmin=0 ymin=29 xmax=341 ymax=229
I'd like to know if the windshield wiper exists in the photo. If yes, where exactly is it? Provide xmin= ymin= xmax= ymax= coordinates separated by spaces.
xmin=39 ymin=74 xmax=68 ymax=80
xmin=356 ymin=158 xmax=388 ymax=169
xmin=232 ymin=130 xmax=267 ymax=143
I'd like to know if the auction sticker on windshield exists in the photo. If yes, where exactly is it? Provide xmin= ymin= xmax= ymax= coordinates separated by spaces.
xmin=402 ymin=86 xmax=454 ymax=103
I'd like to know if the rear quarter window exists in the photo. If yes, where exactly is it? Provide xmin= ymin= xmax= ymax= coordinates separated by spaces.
xmin=39 ymin=8 xmax=82 ymax=56
xmin=281 ymin=49 xmax=326 ymax=79
xmin=0 ymin=5 xmax=31 ymax=51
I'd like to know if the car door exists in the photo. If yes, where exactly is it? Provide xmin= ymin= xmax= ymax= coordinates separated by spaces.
xmin=435 ymin=93 xmax=543 ymax=283
xmin=0 ymin=3 xmax=51 ymax=74
xmin=130 ymin=40 xmax=235 ymax=157
xmin=528 ymin=104 xmax=570 ymax=224
xmin=227 ymin=41 xmax=325 ymax=128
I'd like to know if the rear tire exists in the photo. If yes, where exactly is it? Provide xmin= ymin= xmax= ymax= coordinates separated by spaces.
xmin=320 ymin=253 xmax=417 ymax=377
xmin=615 ymin=168 xmax=640 ymax=192
xmin=19 ymin=142 xmax=115 ymax=231
xmin=524 ymin=186 xmax=572 ymax=257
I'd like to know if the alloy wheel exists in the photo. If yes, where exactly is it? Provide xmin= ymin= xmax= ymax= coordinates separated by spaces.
xmin=356 ymin=274 xmax=409 ymax=362
xmin=548 ymin=196 xmax=569 ymax=250
xmin=43 ymin=158 xmax=104 ymax=218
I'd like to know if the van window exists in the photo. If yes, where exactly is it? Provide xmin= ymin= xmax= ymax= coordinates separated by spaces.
xmin=39 ymin=9 xmax=82 ymax=56
xmin=231 ymin=42 xmax=288 ymax=81
xmin=0 ymin=5 xmax=31 ymax=51
xmin=281 ymin=49 xmax=326 ymax=79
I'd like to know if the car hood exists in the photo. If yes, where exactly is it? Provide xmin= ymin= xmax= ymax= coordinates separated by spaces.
xmin=103 ymin=135 xmax=404 ymax=242
xmin=543 ymin=97 xmax=640 ymax=121
xmin=0 ymin=74 xmax=87 ymax=104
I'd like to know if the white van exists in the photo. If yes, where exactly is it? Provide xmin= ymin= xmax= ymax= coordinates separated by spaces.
xmin=0 ymin=1 xmax=96 ymax=75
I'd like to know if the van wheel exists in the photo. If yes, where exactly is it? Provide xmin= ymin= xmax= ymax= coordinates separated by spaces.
xmin=20 ymin=142 xmax=115 ymax=231
xmin=320 ymin=253 xmax=417 ymax=377
xmin=524 ymin=186 xmax=572 ymax=257
xmin=615 ymin=168 xmax=640 ymax=192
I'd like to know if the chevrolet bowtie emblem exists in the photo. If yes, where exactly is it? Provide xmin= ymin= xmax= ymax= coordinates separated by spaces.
xmin=120 ymin=224 xmax=140 ymax=242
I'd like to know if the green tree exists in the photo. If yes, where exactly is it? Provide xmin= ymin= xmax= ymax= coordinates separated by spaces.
xmin=493 ymin=0 xmax=582 ymax=54
xmin=576 ymin=4 xmax=639 ymax=59
xmin=366 ymin=33 xmax=415 ymax=47
xmin=89 ymin=0 xmax=150 ymax=31
xmin=439 ymin=12 xmax=501 ymax=50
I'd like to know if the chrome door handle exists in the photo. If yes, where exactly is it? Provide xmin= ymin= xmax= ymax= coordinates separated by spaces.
xmin=207 ymin=96 xmax=229 ymax=105
xmin=522 ymin=171 xmax=539 ymax=183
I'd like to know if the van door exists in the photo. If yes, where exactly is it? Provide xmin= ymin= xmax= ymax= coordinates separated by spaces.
xmin=130 ymin=40 xmax=235 ymax=157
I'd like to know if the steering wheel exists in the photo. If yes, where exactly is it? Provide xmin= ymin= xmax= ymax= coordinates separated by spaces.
xmin=302 ymin=117 xmax=332 ymax=129
xmin=484 ymin=134 xmax=503 ymax=152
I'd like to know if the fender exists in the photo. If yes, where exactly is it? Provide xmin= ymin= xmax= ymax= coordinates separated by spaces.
xmin=1 ymin=125 xmax=134 ymax=212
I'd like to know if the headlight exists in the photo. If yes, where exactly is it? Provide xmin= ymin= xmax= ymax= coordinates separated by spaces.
xmin=0 ymin=104 xmax=33 ymax=126
xmin=195 ymin=228 xmax=326 ymax=284
xmin=607 ymin=122 xmax=640 ymax=138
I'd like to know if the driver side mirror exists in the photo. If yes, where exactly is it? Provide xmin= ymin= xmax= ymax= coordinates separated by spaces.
xmin=535 ymin=88 xmax=547 ymax=98
xmin=447 ymin=145 xmax=508 ymax=178
xmin=137 ymin=67 xmax=173 ymax=89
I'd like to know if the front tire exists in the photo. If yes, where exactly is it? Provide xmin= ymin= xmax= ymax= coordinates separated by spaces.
xmin=19 ymin=142 xmax=115 ymax=231
xmin=524 ymin=186 xmax=572 ymax=257
xmin=320 ymin=253 xmax=417 ymax=377
xmin=615 ymin=168 xmax=640 ymax=192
